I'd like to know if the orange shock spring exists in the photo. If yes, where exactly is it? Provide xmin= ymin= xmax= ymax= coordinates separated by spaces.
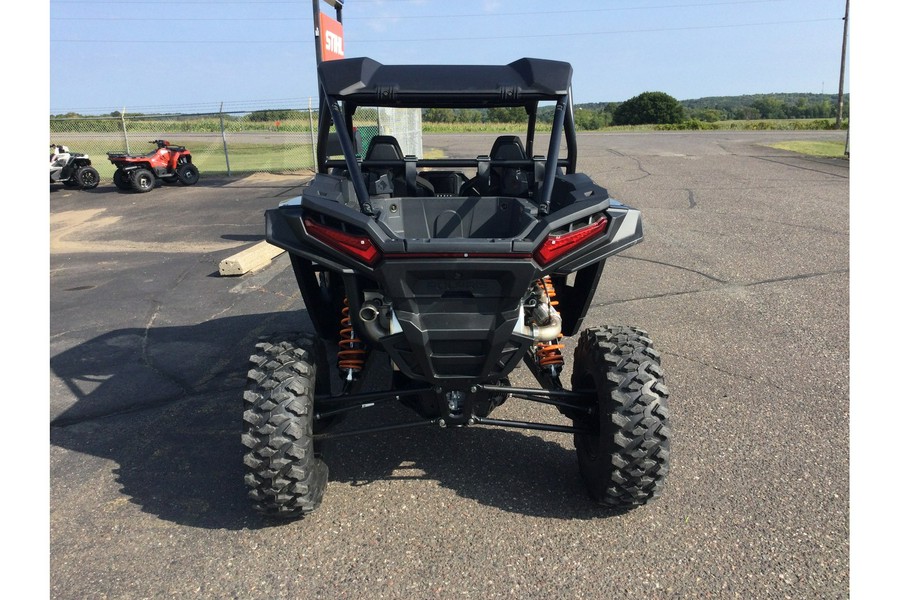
xmin=536 ymin=338 xmax=565 ymax=368
xmin=338 ymin=297 xmax=367 ymax=374
xmin=535 ymin=277 xmax=565 ymax=369
xmin=540 ymin=275 xmax=559 ymax=307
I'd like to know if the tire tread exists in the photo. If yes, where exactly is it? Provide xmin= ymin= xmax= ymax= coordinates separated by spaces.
xmin=242 ymin=335 xmax=327 ymax=518
xmin=572 ymin=326 xmax=671 ymax=508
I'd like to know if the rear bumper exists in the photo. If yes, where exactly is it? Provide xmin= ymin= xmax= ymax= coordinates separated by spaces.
xmin=266 ymin=189 xmax=644 ymax=385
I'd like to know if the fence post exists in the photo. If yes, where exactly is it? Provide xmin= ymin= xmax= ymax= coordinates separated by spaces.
xmin=219 ymin=102 xmax=231 ymax=176
xmin=308 ymin=97 xmax=316 ymax=170
xmin=121 ymin=107 xmax=130 ymax=153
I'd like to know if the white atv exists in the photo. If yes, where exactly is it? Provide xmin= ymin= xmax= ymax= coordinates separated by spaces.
xmin=50 ymin=144 xmax=100 ymax=189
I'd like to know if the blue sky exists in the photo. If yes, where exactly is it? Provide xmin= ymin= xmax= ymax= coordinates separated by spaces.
xmin=48 ymin=0 xmax=850 ymax=115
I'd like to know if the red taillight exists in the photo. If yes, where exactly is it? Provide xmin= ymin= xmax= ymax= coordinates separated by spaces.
xmin=304 ymin=218 xmax=381 ymax=266
xmin=384 ymin=252 xmax=530 ymax=260
xmin=534 ymin=216 xmax=609 ymax=267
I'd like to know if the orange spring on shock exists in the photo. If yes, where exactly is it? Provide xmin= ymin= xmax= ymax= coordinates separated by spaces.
xmin=535 ymin=277 xmax=565 ymax=369
xmin=536 ymin=337 xmax=565 ymax=368
xmin=540 ymin=275 xmax=559 ymax=306
xmin=338 ymin=297 xmax=367 ymax=373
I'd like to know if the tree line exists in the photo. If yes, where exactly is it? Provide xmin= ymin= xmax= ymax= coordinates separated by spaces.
xmin=52 ymin=92 xmax=849 ymax=130
xmin=422 ymin=92 xmax=849 ymax=129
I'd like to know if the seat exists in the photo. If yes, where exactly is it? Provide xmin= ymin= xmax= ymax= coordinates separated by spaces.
xmin=363 ymin=135 xmax=434 ymax=197
xmin=488 ymin=136 xmax=530 ymax=197
xmin=365 ymin=135 xmax=404 ymax=163
xmin=460 ymin=135 xmax=532 ymax=197
xmin=489 ymin=135 xmax=527 ymax=162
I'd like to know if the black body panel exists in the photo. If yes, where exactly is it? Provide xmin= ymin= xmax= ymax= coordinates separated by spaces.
xmin=264 ymin=56 xmax=644 ymax=390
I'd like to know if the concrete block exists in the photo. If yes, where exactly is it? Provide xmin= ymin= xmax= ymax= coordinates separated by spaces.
xmin=219 ymin=241 xmax=284 ymax=276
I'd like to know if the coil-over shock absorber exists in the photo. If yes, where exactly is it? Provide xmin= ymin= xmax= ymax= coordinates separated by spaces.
xmin=533 ymin=276 xmax=565 ymax=375
xmin=338 ymin=297 xmax=367 ymax=380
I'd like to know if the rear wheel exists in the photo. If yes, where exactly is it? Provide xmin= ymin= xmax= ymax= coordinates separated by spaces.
xmin=113 ymin=169 xmax=130 ymax=190
xmin=131 ymin=168 xmax=155 ymax=193
xmin=176 ymin=163 xmax=199 ymax=185
xmin=242 ymin=336 xmax=328 ymax=518
xmin=571 ymin=326 xmax=671 ymax=508
xmin=75 ymin=166 xmax=100 ymax=189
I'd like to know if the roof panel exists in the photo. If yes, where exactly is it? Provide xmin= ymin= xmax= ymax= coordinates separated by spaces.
xmin=317 ymin=57 xmax=572 ymax=107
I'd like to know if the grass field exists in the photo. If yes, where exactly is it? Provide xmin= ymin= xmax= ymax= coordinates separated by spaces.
xmin=187 ymin=142 xmax=315 ymax=176
xmin=766 ymin=140 xmax=848 ymax=158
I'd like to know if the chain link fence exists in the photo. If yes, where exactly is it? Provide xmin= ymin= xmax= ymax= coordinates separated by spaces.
xmin=50 ymin=103 xmax=401 ymax=180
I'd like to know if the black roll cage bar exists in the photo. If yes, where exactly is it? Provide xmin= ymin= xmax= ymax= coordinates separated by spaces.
xmin=314 ymin=59 xmax=579 ymax=214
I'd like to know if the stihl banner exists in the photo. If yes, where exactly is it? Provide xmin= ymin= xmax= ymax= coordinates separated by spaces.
xmin=319 ymin=12 xmax=345 ymax=62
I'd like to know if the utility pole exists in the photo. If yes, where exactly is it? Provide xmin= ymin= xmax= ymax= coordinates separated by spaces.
xmin=312 ymin=0 xmax=343 ymax=66
xmin=835 ymin=0 xmax=849 ymax=130
xmin=311 ymin=0 xmax=345 ymax=172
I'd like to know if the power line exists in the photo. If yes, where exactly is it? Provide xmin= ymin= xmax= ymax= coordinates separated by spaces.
xmin=50 ymin=0 xmax=793 ymax=21
xmin=51 ymin=97 xmax=322 ymax=115
xmin=51 ymin=17 xmax=841 ymax=44
xmin=50 ymin=0 xmax=754 ymax=3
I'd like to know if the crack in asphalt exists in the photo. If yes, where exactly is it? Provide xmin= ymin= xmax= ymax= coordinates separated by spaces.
xmin=750 ymin=155 xmax=849 ymax=179
xmin=606 ymin=148 xmax=652 ymax=182
xmin=660 ymin=350 xmax=824 ymax=401
xmin=620 ymin=255 xmax=728 ymax=283
xmin=665 ymin=349 xmax=790 ymax=392
xmin=595 ymin=267 xmax=848 ymax=307
xmin=625 ymin=154 xmax=652 ymax=182
xmin=140 ymin=299 xmax=187 ymax=392
xmin=743 ymin=268 xmax=848 ymax=288
xmin=686 ymin=188 xmax=697 ymax=209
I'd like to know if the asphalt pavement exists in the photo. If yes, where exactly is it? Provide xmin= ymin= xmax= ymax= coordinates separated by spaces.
xmin=49 ymin=131 xmax=849 ymax=599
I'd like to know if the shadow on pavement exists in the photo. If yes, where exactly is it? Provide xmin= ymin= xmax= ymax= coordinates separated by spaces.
xmin=50 ymin=312 xmax=616 ymax=530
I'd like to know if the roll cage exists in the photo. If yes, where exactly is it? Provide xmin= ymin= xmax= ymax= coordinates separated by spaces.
xmin=315 ymin=57 xmax=579 ymax=216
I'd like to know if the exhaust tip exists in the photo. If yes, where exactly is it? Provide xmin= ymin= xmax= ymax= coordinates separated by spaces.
xmin=359 ymin=304 xmax=379 ymax=322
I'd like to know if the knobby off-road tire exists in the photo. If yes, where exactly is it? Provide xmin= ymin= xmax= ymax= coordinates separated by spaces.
xmin=131 ymin=168 xmax=155 ymax=193
xmin=571 ymin=326 xmax=671 ymax=508
xmin=176 ymin=163 xmax=199 ymax=185
xmin=113 ymin=169 xmax=130 ymax=190
xmin=242 ymin=336 xmax=328 ymax=518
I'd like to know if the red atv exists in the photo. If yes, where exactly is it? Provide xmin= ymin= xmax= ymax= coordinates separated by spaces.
xmin=107 ymin=139 xmax=200 ymax=193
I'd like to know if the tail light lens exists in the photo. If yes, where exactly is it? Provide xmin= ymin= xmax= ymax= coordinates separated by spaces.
xmin=304 ymin=217 xmax=381 ymax=266
xmin=534 ymin=216 xmax=609 ymax=267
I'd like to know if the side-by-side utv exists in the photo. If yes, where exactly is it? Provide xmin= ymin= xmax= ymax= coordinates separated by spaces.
xmin=242 ymin=57 xmax=671 ymax=518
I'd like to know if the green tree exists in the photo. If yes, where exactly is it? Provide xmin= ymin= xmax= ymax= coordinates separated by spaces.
xmin=612 ymin=92 xmax=685 ymax=125
xmin=424 ymin=108 xmax=455 ymax=123
xmin=750 ymin=96 xmax=786 ymax=119
xmin=574 ymin=108 xmax=607 ymax=130
xmin=686 ymin=108 xmax=724 ymax=122
xmin=486 ymin=107 xmax=527 ymax=123
xmin=456 ymin=109 xmax=485 ymax=123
